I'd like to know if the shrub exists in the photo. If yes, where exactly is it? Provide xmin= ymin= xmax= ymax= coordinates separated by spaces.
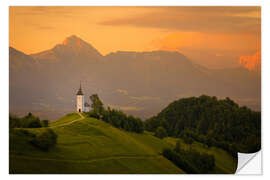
xmin=87 ymin=110 xmax=100 ymax=119
xmin=31 ymin=128 xmax=57 ymax=151
xmin=9 ymin=115 xmax=22 ymax=129
xmin=22 ymin=117 xmax=42 ymax=128
xmin=155 ymin=126 xmax=168 ymax=139
xmin=41 ymin=120 xmax=49 ymax=127
xmin=9 ymin=113 xmax=43 ymax=128
xmin=182 ymin=135 xmax=194 ymax=144
xmin=174 ymin=140 xmax=182 ymax=153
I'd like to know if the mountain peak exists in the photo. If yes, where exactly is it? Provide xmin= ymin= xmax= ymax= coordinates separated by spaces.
xmin=56 ymin=35 xmax=102 ymax=57
xmin=62 ymin=35 xmax=85 ymax=47
xmin=30 ymin=35 xmax=102 ymax=61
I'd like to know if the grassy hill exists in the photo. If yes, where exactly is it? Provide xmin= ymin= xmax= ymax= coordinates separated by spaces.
xmin=9 ymin=113 xmax=237 ymax=174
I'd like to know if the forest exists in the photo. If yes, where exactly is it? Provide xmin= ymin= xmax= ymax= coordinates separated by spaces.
xmin=144 ymin=95 xmax=261 ymax=156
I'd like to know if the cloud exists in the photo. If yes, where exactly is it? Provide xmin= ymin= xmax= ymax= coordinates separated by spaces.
xmin=99 ymin=7 xmax=260 ymax=34
xmin=130 ymin=96 xmax=161 ymax=101
xmin=13 ymin=6 xmax=73 ymax=17
xmin=32 ymin=102 xmax=50 ymax=109
xmin=116 ymin=89 xmax=128 ymax=95
xmin=26 ymin=23 xmax=55 ymax=30
xmin=239 ymin=51 xmax=261 ymax=71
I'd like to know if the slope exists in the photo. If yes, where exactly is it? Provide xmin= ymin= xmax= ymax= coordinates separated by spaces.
xmin=9 ymin=113 xmax=184 ymax=174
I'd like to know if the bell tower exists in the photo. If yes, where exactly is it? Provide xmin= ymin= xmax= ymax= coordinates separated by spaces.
xmin=76 ymin=82 xmax=84 ymax=112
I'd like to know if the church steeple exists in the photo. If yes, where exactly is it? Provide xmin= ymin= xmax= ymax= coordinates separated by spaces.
xmin=76 ymin=81 xmax=84 ymax=95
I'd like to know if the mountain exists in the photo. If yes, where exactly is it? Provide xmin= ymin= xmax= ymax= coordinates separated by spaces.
xmin=9 ymin=113 xmax=237 ymax=173
xmin=10 ymin=47 xmax=37 ymax=70
xmin=31 ymin=35 xmax=102 ymax=62
xmin=9 ymin=35 xmax=261 ymax=120
xmin=9 ymin=47 xmax=45 ymax=114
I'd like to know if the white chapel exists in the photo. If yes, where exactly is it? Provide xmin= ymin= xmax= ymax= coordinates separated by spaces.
xmin=76 ymin=83 xmax=90 ymax=112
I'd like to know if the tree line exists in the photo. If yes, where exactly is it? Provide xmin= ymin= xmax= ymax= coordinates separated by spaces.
xmin=9 ymin=112 xmax=49 ymax=129
xmin=86 ymin=94 xmax=144 ymax=133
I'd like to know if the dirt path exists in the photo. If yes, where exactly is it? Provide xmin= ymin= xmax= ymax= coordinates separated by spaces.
xmin=50 ymin=112 xmax=85 ymax=128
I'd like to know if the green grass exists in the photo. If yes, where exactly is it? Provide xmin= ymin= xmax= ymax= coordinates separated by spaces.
xmin=50 ymin=113 xmax=80 ymax=127
xmin=9 ymin=113 xmax=183 ymax=174
xmin=9 ymin=113 xmax=237 ymax=174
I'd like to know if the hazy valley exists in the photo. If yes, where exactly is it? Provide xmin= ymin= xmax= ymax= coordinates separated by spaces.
xmin=9 ymin=35 xmax=261 ymax=120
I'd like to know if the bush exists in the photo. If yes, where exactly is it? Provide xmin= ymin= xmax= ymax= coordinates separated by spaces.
xmin=87 ymin=110 xmax=100 ymax=119
xmin=9 ymin=115 xmax=22 ymax=129
xmin=155 ymin=126 xmax=168 ymax=139
xmin=22 ymin=116 xmax=42 ymax=128
xmin=31 ymin=128 xmax=57 ymax=151
xmin=182 ymin=135 xmax=194 ymax=144
xmin=9 ymin=113 xmax=43 ymax=128
xmin=41 ymin=120 xmax=49 ymax=127
xmin=175 ymin=140 xmax=182 ymax=153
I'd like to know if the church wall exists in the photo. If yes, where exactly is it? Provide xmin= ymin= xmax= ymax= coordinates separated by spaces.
xmin=76 ymin=95 xmax=84 ymax=112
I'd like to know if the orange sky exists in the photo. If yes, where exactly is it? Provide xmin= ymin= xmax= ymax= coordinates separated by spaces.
xmin=9 ymin=6 xmax=261 ymax=69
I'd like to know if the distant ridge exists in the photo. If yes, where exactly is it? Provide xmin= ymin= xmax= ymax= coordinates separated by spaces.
xmin=9 ymin=35 xmax=261 ymax=120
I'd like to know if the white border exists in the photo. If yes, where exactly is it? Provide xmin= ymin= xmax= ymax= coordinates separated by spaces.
xmin=2 ymin=0 xmax=269 ymax=179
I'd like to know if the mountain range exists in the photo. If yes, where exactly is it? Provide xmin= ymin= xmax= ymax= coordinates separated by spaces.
xmin=9 ymin=35 xmax=261 ymax=120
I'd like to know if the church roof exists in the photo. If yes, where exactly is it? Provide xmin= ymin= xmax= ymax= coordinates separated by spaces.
xmin=76 ymin=83 xmax=84 ymax=95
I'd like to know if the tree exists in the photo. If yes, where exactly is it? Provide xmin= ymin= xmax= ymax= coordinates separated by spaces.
xmin=41 ymin=120 xmax=49 ymax=127
xmin=22 ymin=115 xmax=42 ymax=128
xmin=9 ymin=113 xmax=44 ymax=129
xmin=175 ymin=140 xmax=182 ymax=153
xmin=155 ymin=126 xmax=167 ymax=139
xmin=160 ymin=118 xmax=169 ymax=130
xmin=89 ymin=94 xmax=105 ymax=119
xmin=145 ymin=95 xmax=261 ymax=154
xmin=9 ymin=114 xmax=21 ymax=129
xmin=26 ymin=112 xmax=33 ymax=117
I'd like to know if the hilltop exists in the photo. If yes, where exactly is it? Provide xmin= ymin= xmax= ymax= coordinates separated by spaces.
xmin=145 ymin=95 xmax=261 ymax=155
xmin=9 ymin=113 xmax=237 ymax=174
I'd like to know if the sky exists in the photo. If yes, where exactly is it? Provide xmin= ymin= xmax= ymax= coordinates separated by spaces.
xmin=9 ymin=6 xmax=261 ymax=69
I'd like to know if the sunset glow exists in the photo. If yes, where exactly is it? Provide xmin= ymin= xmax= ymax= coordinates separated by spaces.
xmin=9 ymin=6 xmax=261 ymax=69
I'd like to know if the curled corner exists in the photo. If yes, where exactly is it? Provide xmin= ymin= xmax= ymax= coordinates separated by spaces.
xmin=235 ymin=151 xmax=262 ymax=174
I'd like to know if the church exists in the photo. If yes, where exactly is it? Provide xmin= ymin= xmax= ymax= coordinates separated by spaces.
xmin=76 ymin=83 xmax=90 ymax=112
